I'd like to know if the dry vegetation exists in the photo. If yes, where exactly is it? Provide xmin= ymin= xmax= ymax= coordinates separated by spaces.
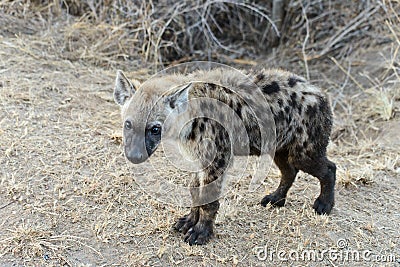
xmin=0 ymin=0 xmax=399 ymax=266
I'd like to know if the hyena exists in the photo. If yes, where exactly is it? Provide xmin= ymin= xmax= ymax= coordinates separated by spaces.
xmin=114 ymin=67 xmax=336 ymax=245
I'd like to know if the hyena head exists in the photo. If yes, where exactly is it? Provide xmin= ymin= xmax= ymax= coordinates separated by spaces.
xmin=114 ymin=70 xmax=192 ymax=164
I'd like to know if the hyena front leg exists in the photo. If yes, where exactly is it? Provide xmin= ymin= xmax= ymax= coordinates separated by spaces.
xmin=183 ymin=199 xmax=220 ymax=245
xmin=183 ymin=165 xmax=225 ymax=245
xmin=176 ymin=123 xmax=231 ymax=245
xmin=173 ymin=174 xmax=200 ymax=234
xmin=173 ymin=165 xmax=223 ymax=244
xmin=184 ymin=150 xmax=230 ymax=245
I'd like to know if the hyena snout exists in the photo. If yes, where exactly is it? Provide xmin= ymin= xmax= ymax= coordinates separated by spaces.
xmin=125 ymin=149 xmax=147 ymax=164
xmin=124 ymin=143 xmax=148 ymax=164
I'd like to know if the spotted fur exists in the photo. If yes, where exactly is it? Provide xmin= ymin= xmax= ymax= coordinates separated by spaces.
xmin=114 ymin=67 xmax=336 ymax=245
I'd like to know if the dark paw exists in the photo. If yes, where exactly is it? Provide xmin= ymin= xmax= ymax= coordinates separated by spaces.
xmin=173 ymin=214 xmax=197 ymax=234
xmin=260 ymin=193 xmax=286 ymax=207
xmin=313 ymin=197 xmax=334 ymax=215
xmin=184 ymin=223 xmax=213 ymax=246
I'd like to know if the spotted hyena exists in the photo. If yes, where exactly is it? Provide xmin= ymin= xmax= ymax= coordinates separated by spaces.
xmin=114 ymin=67 xmax=336 ymax=245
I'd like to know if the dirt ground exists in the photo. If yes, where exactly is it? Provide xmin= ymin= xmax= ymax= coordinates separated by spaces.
xmin=1 ymin=8 xmax=400 ymax=267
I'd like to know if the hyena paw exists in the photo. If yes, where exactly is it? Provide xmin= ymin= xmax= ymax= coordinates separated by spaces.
xmin=260 ymin=193 xmax=286 ymax=207
xmin=183 ymin=222 xmax=213 ymax=246
xmin=313 ymin=196 xmax=334 ymax=215
xmin=173 ymin=214 xmax=197 ymax=234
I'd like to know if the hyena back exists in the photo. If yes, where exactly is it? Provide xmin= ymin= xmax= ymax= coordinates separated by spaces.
xmin=114 ymin=67 xmax=336 ymax=245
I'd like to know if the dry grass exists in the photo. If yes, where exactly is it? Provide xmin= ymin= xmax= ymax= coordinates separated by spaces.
xmin=0 ymin=0 xmax=400 ymax=266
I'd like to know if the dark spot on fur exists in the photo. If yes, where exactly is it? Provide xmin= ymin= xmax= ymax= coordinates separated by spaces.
xmin=296 ymin=127 xmax=303 ymax=134
xmin=249 ymin=145 xmax=261 ymax=156
xmin=221 ymin=86 xmax=232 ymax=96
xmin=286 ymin=116 xmax=292 ymax=124
xmin=302 ymin=92 xmax=319 ymax=98
xmin=218 ymin=131 xmax=226 ymax=141
xmin=188 ymin=119 xmax=198 ymax=140
xmin=262 ymin=81 xmax=280 ymax=94
xmin=192 ymin=119 xmax=198 ymax=128
xmin=217 ymin=158 xmax=225 ymax=168
xmin=297 ymin=105 xmax=302 ymax=113
xmin=288 ymin=77 xmax=297 ymax=87
xmin=188 ymin=131 xmax=196 ymax=140
xmin=208 ymin=83 xmax=216 ymax=90
xmin=284 ymin=106 xmax=290 ymax=114
xmin=236 ymin=102 xmax=243 ymax=119
xmin=288 ymin=77 xmax=304 ymax=87
xmin=209 ymin=168 xmax=215 ymax=177
xmin=290 ymin=92 xmax=298 ymax=108
xmin=199 ymin=123 xmax=205 ymax=133
xmin=255 ymin=73 xmax=265 ymax=83
xmin=277 ymin=110 xmax=285 ymax=122
xmin=303 ymin=141 xmax=308 ymax=147
xmin=277 ymin=98 xmax=283 ymax=107
xmin=306 ymin=105 xmax=318 ymax=117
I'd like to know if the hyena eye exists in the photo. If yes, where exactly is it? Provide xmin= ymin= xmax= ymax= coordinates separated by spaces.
xmin=151 ymin=125 xmax=161 ymax=135
xmin=124 ymin=120 xmax=132 ymax=130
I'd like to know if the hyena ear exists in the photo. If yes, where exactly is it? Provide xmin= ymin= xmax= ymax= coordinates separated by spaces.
xmin=166 ymin=83 xmax=192 ymax=114
xmin=114 ymin=70 xmax=141 ymax=106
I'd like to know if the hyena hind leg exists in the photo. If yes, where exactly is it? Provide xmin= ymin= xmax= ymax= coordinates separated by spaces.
xmin=292 ymin=156 xmax=336 ymax=215
xmin=261 ymin=149 xmax=298 ymax=208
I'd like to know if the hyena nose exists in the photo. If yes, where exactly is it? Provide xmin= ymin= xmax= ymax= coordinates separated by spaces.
xmin=126 ymin=150 xmax=146 ymax=164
